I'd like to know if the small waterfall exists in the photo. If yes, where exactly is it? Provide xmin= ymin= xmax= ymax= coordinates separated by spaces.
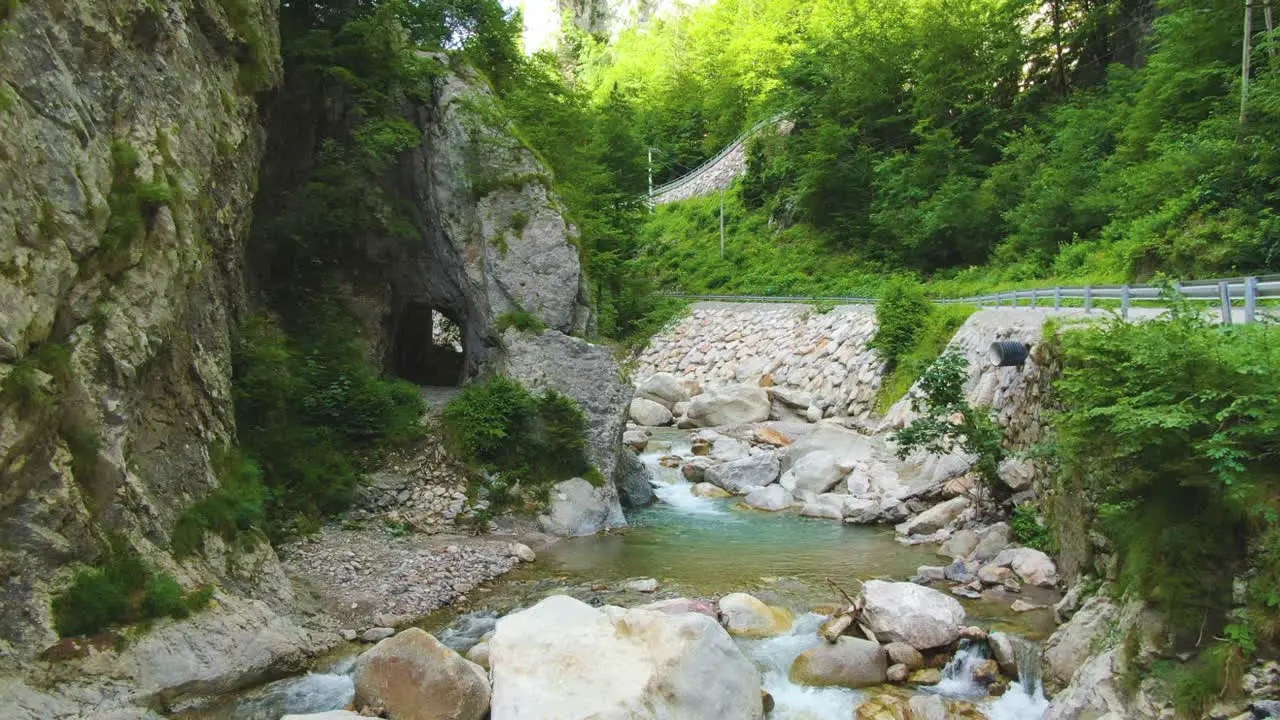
xmin=738 ymin=613 xmax=860 ymax=719
xmin=931 ymin=639 xmax=990 ymax=699
xmin=640 ymin=440 xmax=726 ymax=516
xmin=985 ymin=636 xmax=1049 ymax=720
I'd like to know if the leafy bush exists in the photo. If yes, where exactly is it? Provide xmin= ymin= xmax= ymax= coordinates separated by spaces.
xmin=494 ymin=311 xmax=546 ymax=334
xmin=874 ymin=303 xmax=974 ymax=411
xmin=893 ymin=350 xmax=1005 ymax=500
xmin=51 ymin=537 xmax=207 ymax=638
xmin=1011 ymin=503 xmax=1055 ymax=554
xmin=171 ymin=447 xmax=265 ymax=558
xmin=1052 ymin=302 xmax=1280 ymax=645
xmin=871 ymin=279 xmax=932 ymax=370
xmin=442 ymin=377 xmax=591 ymax=512
xmin=228 ymin=313 xmax=424 ymax=540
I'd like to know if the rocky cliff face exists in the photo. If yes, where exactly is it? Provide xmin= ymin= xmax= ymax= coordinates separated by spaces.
xmin=0 ymin=0 xmax=293 ymax=656
xmin=0 ymin=1 xmax=343 ymax=714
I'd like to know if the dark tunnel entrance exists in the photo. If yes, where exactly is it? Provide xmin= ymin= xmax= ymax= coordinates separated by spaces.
xmin=392 ymin=302 xmax=465 ymax=386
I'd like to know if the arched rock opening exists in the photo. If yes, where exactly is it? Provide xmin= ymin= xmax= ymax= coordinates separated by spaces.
xmin=391 ymin=302 xmax=466 ymax=386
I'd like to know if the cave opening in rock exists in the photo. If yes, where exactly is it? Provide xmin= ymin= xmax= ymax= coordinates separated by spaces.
xmin=393 ymin=303 xmax=465 ymax=386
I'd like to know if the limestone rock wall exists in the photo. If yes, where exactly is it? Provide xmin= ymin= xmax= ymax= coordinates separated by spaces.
xmin=0 ymin=0 xmax=295 ymax=662
xmin=634 ymin=304 xmax=886 ymax=418
xmin=256 ymin=54 xmax=594 ymax=380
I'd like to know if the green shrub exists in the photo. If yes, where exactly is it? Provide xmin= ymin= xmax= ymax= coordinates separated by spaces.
xmin=1052 ymin=301 xmax=1280 ymax=644
xmin=230 ymin=313 xmax=424 ymax=539
xmin=874 ymin=303 xmax=974 ymax=411
xmin=508 ymin=211 xmax=529 ymax=238
xmin=101 ymin=141 xmax=172 ymax=260
xmin=1011 ymin=503 xmax=1055 ymax=553
xmin=51 ymin=537 xmax=208 ymax=638
xmin=495 ymin=311 xmax=546 ymax=334
xmin=870 ymin=279 xmax=932 ymax=370
xmin=442 ymin=377 xmax=591 ymax=513
xmin=171 ymin=447 xmax=265 ymax=558
xmin=893 ymin=350 xmax=1005 ymax=500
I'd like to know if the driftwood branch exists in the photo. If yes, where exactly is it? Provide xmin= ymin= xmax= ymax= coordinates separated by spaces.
xmin=821 ymin=578 xmax=871 ymax=643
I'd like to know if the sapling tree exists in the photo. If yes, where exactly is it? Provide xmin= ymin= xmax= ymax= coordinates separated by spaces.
xmin=892 ymin=350 xmax=1006 ymax=505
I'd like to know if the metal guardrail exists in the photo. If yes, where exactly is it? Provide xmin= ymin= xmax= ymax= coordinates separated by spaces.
xmin=657 ymin=273 xmax=1280 ymax=324
xmin=649 ymin=114 xmax=786 ymax=200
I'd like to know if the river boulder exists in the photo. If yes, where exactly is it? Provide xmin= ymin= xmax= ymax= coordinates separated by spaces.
xmin=718 ymin=592 xmax=794 ymax=637
xmin=705 ymin=453 xmax=781 ymax=495
xmin=709 ymin=436 xmax=752 ymax=463
xmin=629 ymin=397 xmax=673 ymax=427
xmin=744 ymin=484 xmax=793 ymax=511
xmin=637 ymin=598 xmax=720 ymax=621
xmin=989 ymin=547 xmax=1058 ymax=587
xmin=637 ymin=372 xmax=690 ymax=409
xmin=488 ymin=595 xmax=764 ymax=720
xmin=691 ymin=482 xmax=731 ymax=498
xmin=1044 ymin=594 xmax=1119 ymax=685
xmin=781 ymin=425 xmax=875 ymax=471
xmin=799 ymin=493 xmax=845 ymax=520
xmin=779 ymin=450 xmax=849 ymax=494
xmin=883 ymin=642 xmax=924 ymax=670
xmin=862 ymin=580 xmax=966 ymax=650
xmin=898 ymin=497 xmax=968 ymax=536
xmin=685 ymin=384 xmax=771 ymax=427
xmin=854 ymin=694 xmax=913 ymax=720
xmin=538 ymin=477 xmax=620 ymax=536
xmin=353 ymin=628 xmax=489 ymax=720
xmin=842 ymin=497 xmax=880 ymax=524
xmin=789 ymin=636 xmax=887 ymax=688
xmin=939 ymin=529 xmax=980 ymax=559
xmin=969 ymin=522 xmax=1012 ymax=562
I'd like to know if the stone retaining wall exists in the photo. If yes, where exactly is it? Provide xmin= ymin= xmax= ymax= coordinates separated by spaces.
xmin=634 ymin=304 xmax=887 ymax=418
xmin=650 ymin=140 xmax=748 ymax=204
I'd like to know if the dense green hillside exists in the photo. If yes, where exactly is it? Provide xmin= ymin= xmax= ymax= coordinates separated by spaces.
xmin=514 ymin=0 xmax=1280 ymax=323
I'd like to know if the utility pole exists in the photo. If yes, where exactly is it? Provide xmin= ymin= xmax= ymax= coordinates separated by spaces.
xmin=1243 ymin=0 xmax=1254 ymax=124
xmin=719 ymin=189 xmax=726 ymax=260
xmin=647 ymin=147 xmax=654 ymax=213
xmin=1266 ymin=0 xmax=1276 ymax=59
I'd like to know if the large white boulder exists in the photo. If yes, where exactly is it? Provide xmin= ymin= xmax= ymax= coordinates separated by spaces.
xmin=718 ymin=593 xmax=794 ymax=638
xmin=799 ymin=494 xmax=845 ymax=520
xmin=636 ymin=372 xmax=690 ymax=409
xmin=488 ymin=595 xmax=764 ymax=720
xmin=629 ymin=397 xmax=673 ymax=427
xmin=709 ymin=436 xmax=752 ymax=463
xmin=781 ymin=425 xmax=875 ymax=471
xmin=789 ymin=636 xmax=887 ymax=688
xmin=1043 ymin=595 xmax=1119 ymax=685
xmin=685 ymin=384 xmax=771 ymax=427
xmin=779 ymin=450 xmax=849 ymax=495
xmin=768 ymin=386 xmax=814 ymax=409
xmin=897 ymin=497 xmax=969 ymax=536
xmin=841 ymin=497 xmax=880 ymax=524
xmin=353 ymin=628 xmax=489 ymax=720
xmin=989 ymin=547 xmax=1058 ymax=587
xmin=862 ymin=580 xmax=966 ymax=650
xmin=744 ymin=484 xmax=793 ymax=511
xmin=705 ymin=453 xmax=780 ymax=495
xmin=538 ymin=478 xmax=619 ymax=536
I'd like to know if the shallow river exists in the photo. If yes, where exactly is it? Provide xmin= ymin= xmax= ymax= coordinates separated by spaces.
xmin=194 ymin=429 xmax=1051 ymax=719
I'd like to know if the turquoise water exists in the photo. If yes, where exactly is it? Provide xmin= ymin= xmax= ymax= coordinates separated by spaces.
xmin=189 ymin=429 xmax=1054 ymax=719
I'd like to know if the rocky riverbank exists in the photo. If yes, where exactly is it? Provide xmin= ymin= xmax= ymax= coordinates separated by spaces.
xmin=280 ymin=527 xmax=542 ymax=633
